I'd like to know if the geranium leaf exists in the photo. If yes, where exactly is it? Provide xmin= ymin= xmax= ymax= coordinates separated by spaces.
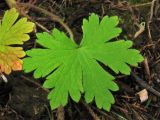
xmin=23 ymin=13 xmax=143 ymax=111
xmin=0 ymin=8 xmax=34 ymax=74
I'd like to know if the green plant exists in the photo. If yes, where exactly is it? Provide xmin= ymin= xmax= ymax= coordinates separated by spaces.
xmin=23 ymin=13 xmax=144 ymax=111
xmin=0 ymin=8 xmax=34 ymax=74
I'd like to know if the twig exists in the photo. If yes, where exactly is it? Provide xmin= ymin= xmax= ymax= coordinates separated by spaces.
xmin=133 ymin=22 xmax=146 ymax=39
xmin=143 ymin=57 xmax=151 ymax=84
xmin=81 ymin=100 xmax=100 ymax=120
xmin=147 ymin=0 xmax=156 ymax=43
xmin=33 ymin=20 xmax=50 ymax=33
xmin=147 ymin=21 xmax=152 ymax=43
xmin=56 ymin=106 xmax=65 ymax=120
xmin=92 ymin=106 xmax=115 ymax=120
xmin=25 ymin=14 xmax=49 ymax=33
xmin=149 ymin=0 xmax=156 ymax=21
xmin=154 ymin=0 xmax=160 ymax=16
xmin=131 ymin=72 xmax=160 ymax=97
xmin=21 ymin=75 xmax=49 ymax=93
xmin=18 ymin=3 xmax=74 ymax=41
xmin=0 ymin=73 xmax=8 ymax=83
xmin=44 ymin=104 xmax=54 ymax=120
xmin=132 ymin=2 xmax=152 ymax=8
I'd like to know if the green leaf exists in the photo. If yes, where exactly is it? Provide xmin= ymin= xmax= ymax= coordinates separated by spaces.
xmin=0 ymin=8 xmax=34 ymax=45
xmin=23 ymin=13 xmax=144 ymax=111
xmin=0 ymin=8 xmax=34 ymax=74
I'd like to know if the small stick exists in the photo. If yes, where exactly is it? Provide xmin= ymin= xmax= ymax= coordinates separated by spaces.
xmin=0 ymin=73 xmax=8 ymax=83
xmin=21 ymin=75 xmax=49 ymax=93
xmin=149 ymin=0 xmax=156 ymax=21
xmin=147 ymin=0 xmax=156 ymax=43
xmin=133 ymin=22 xmax=145 ymax=39
xmin=143 ymin=57 xmax=151 ymax=84
xmin=18 ymin=3 xmax=74 ymax=41
xmin=132 ymin=2 xmax=152 ymax=8
xmin=23 ymin=12 xmax=50 ymax=33
xmin=131 ymin=72 xmax=160 ymax=97
xmin=81 ymin=100 xmax=100 ymax=120
xmin=147 ymin=21 xmax=153 ymax=43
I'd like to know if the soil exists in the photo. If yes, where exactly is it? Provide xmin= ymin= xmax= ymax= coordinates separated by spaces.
xmin=0 ymin=0 xmax=160 ymax=120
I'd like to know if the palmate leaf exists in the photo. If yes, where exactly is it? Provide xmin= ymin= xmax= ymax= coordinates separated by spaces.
xmin=23 ymin=13 xmax=144 ymax=111
xmin=0 ymin=8 xmax=34 ymax=74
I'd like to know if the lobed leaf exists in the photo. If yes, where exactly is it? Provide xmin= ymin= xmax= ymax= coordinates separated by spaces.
xmin=23 ymin=13 xmax=144 ymax=111
xmin=0 ymin=8 xmax=34 ymax=74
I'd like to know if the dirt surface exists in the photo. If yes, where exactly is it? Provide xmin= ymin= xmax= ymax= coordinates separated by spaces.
xmin=0 ymin=0 xmax=160 ymax=120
